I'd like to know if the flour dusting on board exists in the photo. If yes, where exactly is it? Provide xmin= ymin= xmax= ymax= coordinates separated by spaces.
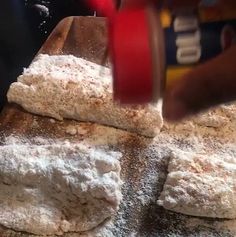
xmin=1 ymin=101 xmax=236 ymax=236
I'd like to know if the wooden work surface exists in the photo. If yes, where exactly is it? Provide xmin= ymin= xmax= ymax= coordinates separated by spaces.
xmin=0 ymin=16 xmax=234 ymax=237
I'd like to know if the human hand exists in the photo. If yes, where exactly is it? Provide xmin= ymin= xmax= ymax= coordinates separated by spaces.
xmin=121 ymin=0 xmax=236 ymax=121
xmin=163 ymin=45 xmax=236 ymax=121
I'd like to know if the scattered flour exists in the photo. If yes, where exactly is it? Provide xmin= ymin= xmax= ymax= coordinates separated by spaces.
xmin=2 ymin=101 xmax=236 ymax=236
xmin=77 ymin=126 xmax=88 ymax=135
xmin=106 ymin=102 xmax=236 ymax=237
xmin=49 ymin=118 xmax=56 ymax=124
xmin=65 ymin=124 xmax=89 ymax=136
xmin=66 ymin=125 xmax=77 ymax=135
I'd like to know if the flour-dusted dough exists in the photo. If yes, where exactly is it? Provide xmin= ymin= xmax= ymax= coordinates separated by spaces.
xmin=7 ymin=54 xmax=163 ymax=137
xmin=0 ymin=141 xmax=122 ymax=235
xmin=157 ymin=150 xmax=236 ymax=219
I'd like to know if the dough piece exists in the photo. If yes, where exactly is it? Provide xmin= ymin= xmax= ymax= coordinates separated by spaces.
xmin=0 ymin=141 xmax=122 ymax=235
xmin=193 ymin=113 xmax=229 ymax=128
xmin=157 ymin=150 xmax=236 ymax=219
xmin=7 ymin=54 xmax=163 ymax=137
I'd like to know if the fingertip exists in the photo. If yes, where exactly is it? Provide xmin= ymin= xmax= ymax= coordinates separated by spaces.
xmin=163 ymin=86 xmax=188 ymax=121
xmin=163 ymin=45 xmax=236 ymax=122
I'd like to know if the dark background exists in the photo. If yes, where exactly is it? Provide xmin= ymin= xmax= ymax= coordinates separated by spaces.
xmin=0 ymin=0 xmax=93 ymax=110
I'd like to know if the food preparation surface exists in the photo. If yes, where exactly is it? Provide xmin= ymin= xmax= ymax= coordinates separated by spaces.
xmin=0 ymin=16 xmax=235 ymax=237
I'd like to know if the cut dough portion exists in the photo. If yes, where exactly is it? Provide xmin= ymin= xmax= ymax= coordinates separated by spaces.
xmin=193 ymin=112 xmax=229 ymax=128
xmin=157 ymin=150 xmax=236 ymax=219
xmin=0 ymin=141 xmax=122 ymax=235
xmin=7 ymin=54 xmax=163 ymax=137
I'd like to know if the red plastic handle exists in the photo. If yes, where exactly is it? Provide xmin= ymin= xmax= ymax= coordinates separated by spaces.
xmin=87 ymin=0 xmax=155 ymax=104
xmin=109 ymin=8 xmax=154 ymax=104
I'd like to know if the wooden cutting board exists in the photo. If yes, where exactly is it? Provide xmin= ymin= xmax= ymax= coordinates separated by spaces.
xmin=0 ymin=16 xmax=234 ymax=237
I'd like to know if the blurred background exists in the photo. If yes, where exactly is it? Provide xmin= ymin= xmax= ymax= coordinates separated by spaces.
xmin=0 ymin=0 xmax=94 ymax=110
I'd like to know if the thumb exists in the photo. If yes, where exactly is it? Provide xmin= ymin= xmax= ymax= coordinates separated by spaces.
xmin=163 ymin=45 xmax=236 ymax=121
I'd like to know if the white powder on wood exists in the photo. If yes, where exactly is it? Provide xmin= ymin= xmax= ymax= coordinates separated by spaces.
xmin=49 ymin=119 xmax=56 ymax=124
xmin=3 ymin=79 xmax=236 ymax=236
xmin=2 ymin=103 xmax=236 ymax=237
xmin=109 ymin=102 xmax=236 ymax=237
xmin=66 ymin=125 xmax=77 ymax=135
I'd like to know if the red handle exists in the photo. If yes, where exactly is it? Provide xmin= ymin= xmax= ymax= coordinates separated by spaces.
xmin=87 ymin=0 xmax=156 ymax=104
xmin=109 ymin=8 xmax=154 ymax=104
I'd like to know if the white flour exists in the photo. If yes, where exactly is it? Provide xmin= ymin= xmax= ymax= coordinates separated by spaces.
xmin=66 ymin=125 xmax=78 ymax=135
xmin=109 ymin=103 xmax=236 ymax=237
xmin=1 ymin=103 xmax=236 ymax=236
xmin=0 ymin=137 xmax=122 ymax=236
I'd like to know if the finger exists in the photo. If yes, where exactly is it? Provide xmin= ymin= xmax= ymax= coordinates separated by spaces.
xmin=163 ymin=44 xmax=236 ymax=121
